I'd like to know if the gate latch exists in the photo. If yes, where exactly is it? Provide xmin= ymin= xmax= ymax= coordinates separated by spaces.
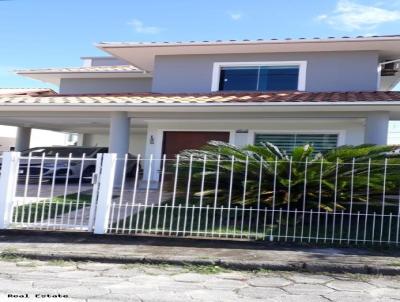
xmin=91 ymin=172 xmax=99 ymax=185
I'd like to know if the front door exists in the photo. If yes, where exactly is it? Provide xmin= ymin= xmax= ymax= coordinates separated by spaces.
xmin=162 ymin=131 xmax=230 ymax=159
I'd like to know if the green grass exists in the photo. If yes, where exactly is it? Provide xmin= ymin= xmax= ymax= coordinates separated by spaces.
xmin=184 ymin=265 xmax=229 ymax=274
xmin=13 ymin=193 xmax=92 ymax=224
xmin=112 ymin=201 xmax=268 ymax=239
xmin=112 ymin=198 xmax=400 ymax=245
xmin=47 ymin=259 xmax=75 ymax=266
xmin=0 ymin=252 xmax=24 ymax=262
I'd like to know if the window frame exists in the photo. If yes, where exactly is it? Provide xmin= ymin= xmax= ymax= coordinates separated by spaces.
xmin=211 ymin=61 xmax=307 ymax=92
xmin=250 ymin=130 xmax=345 ymax=152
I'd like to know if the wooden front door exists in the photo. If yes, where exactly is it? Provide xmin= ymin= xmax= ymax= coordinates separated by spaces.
xmin=162 ymin=131 xmax=230 ymax=159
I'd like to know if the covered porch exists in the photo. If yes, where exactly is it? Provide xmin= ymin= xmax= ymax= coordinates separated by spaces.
xmin=0 ymin=91 xmax=398 ymax=182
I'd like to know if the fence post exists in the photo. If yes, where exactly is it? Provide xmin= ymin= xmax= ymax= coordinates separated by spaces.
xmin=93 ymin=153 xmax=117 ymax=234
xmin=0 ymin=152 xmax=20 ymax=229
xmin=87 ymin=153 xmax=103 ymax=231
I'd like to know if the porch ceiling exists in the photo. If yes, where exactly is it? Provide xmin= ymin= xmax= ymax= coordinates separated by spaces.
xmin=0 ymin=111 xmax=376 ymax=134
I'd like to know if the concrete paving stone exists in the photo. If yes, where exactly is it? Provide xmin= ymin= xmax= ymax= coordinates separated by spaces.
xmin=0 ymin=295 xmax=85 ymax=302
xmin=368 ymin=277 xmax=400 ymax=289
xmin=215 ymin=272 xmax=249 ymax=281
xmin=203 ymin=278 xmax=247 ymax=290
xmin=34 ymin=264 xmax=77 ymax=273
xmin=369 ymin=288 xmax=400 ymax=300
xmin=237 ymin=286 xmax=288 ymax=299
xmin=0 ymin=272 xmax=13 ymax=279
xmin=33 ymin=279 xmax=80 ymax=289
xmin=127 ymin=274 xmax=176 ymax=284
xmin=326 ymin=280 xmax=377 ymax=292
xmin=287 ymin=273 xmax=334 ymax=284
xmin=172 ymin=273 xmax=212 ymax=283
xmin=323 ymin=291 xmax=384 ymax=302
xmin=60 ymin=286 xmax=110 ymax=299
xmin=248 ymin=276 xmax=292 ymax=287
xmin=77 ymin=262 xmax=115 ymax=271
xmin=0 ymin=265 xmax=39 ymax=275
xmin=267 ymin=295 xmax=330 ymax=302
xmin=56 ymin=270 xmax=101 ymax=280
xmin=80 ymin=276 xmax=128 ymax=285
xmin=87 ymin=293 xmax=141 ymax=302
xmin=106 ymin=281 xmax=158 ymax=295
xmin=102 ymin=267 xmax=143 ymax=278
xmin=0 ymin=279 xmax=33 ymax=291
xmin=135 ymin=291 xmax=192 ymax=302
xmin=284 ymin=283 xmax=335 ymax=295
xmin=158 ymin=282 xmax=205 ymax=292
xmin=11 ymin=271 xmax=66 ymax=281
xmin=187 ymin=289 xmax=242 ymax=302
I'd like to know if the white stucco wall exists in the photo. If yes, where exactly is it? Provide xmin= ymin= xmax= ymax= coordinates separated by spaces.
xmin=141 ymin=118 xmax=365 ymax=180
xmin=81 ymin=132 xmax=147 ymax=155
xmin=144 ymin=118 xmax=364 ymax=158
xmin=60 ymin=78 xmax=152 ymax=94
xmin=0 ymin=137 xmax=15 ymax=152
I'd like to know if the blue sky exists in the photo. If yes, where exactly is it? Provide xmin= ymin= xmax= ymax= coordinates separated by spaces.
xmin=1 ymin=0 xmax=400 ymax=89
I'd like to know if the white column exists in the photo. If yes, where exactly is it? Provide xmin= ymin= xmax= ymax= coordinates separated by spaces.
xmin=109 ymin=112 xmax=130 ymax=185
xmin=365 ymin=112 xmax=389 ymax=145
xmin=15 ymin=127 xmax=31 ymax=151
xmin=77 ymin=133 xmax=90 ymax=146
xmin=93 ymin=153 xmax=117 ymax=234
xmin=109 ymin=112 xmax=130 ymax=155
xmin=0 ymin=152 xmax=20 ymax=229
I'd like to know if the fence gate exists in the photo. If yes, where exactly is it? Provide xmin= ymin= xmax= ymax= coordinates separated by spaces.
xmin=5 ymin=152 xmax=102 ymax=232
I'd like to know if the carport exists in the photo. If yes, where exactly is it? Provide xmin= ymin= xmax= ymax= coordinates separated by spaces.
xmin=0 ymin=92 xmax=398 ymax=176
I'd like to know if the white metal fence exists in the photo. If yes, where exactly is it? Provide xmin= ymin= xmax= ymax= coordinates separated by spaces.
xmin=106 ymin=154 xmax=400 ymax=245
xmin=0 ymin=152 xmax=399 ymax=246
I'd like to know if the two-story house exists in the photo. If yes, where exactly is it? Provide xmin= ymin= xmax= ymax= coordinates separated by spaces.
xmin=3 ymin=35 xmax=400 ymax=178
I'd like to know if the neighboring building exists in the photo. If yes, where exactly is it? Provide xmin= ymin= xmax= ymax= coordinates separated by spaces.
xmin=0 ymin=88 xmax=56 ymax=96
xmin=1 ymin=35 xmax=400 ymax=179
xmin=0 ymin=89 xmax=75 ymax=152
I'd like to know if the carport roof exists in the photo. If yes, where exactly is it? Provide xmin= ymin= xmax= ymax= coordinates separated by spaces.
xmin=0 ymin=91 xmax=400 ymax=106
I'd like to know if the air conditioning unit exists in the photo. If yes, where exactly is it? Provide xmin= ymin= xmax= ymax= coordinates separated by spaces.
xmin=381 ymin=62 xmax=400 ymax=76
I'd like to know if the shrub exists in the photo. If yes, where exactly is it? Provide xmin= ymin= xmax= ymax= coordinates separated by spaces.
xmin=175 ymin=141 xmax=400 ymax=212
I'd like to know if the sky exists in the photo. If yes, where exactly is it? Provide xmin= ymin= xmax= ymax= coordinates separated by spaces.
xmin=0 ymin=0 xmax=399 ymax=90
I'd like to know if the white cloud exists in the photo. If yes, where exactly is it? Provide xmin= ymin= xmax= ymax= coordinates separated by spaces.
xmin=228 ymin=12 xmax=242 ymax=21
xmin=316 ymin=0 xmax=400 ymax=31
xmin=128 ymin=19 xmax=163 ymax=34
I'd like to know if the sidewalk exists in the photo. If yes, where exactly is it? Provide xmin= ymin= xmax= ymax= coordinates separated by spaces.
xmin=1 ymin=230 xmax=400 ymax=275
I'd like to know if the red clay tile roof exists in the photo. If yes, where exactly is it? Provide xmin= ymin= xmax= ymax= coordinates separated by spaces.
xmin=0 ymin=91 xmax=400 ymax=105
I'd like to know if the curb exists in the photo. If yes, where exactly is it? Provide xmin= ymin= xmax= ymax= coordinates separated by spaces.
xmin=2 ymin=250 xmax=400 ymax=276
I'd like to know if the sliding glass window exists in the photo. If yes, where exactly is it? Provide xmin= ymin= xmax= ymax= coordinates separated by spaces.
xmin=219 ymin=65 xmax=299 ymax=92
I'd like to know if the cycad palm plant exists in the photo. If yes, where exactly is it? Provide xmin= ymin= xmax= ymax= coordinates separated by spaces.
xmin=176 ymin=141 xmax=400 ymax=211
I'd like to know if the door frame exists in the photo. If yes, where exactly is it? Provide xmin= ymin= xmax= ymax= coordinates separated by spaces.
xmin=144 ymin=129 xmax=235 ymax=181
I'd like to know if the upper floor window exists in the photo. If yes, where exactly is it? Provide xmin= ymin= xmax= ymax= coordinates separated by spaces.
xmin=211 ymin=61 xmax=307 ymax=92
